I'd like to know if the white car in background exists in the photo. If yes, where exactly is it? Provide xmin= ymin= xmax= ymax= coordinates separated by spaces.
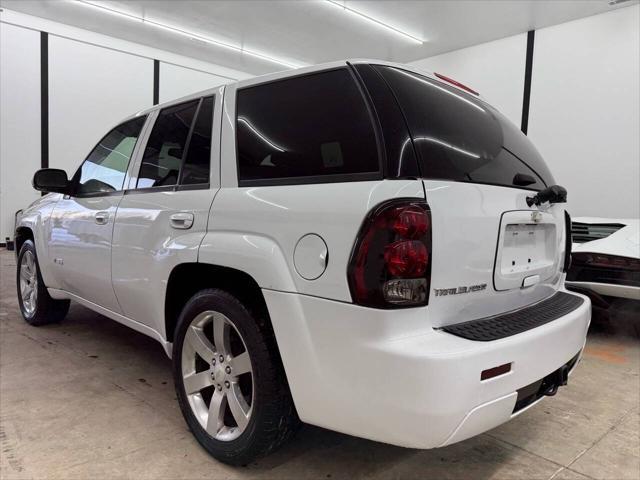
xmin=567 ymin=217 xmax=640 ymax=301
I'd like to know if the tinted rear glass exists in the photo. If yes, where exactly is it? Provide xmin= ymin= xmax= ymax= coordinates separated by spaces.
xmin=375 ymin=66 xmax=554 ymax=190
xmin=236 ymin=68 xmax=380 ymax=185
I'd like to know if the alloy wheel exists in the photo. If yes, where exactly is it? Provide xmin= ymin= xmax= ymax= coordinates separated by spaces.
xmin=181 ymin=310 xmax=254 ymax=442
xmin=19 ymin=250 xmax=38 ymax=316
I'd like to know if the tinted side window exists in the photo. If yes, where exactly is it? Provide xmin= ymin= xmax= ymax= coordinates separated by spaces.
xmin=181 ymin=96 xmax=213 ymax=185
xmin=138 ymin=100 xmax=199 ymax=188
xmin=236 ymin=68 xmax=380 ymax=185
xmin=75 ymin=116 xmax=146 ymax=195
xmin=375 ymin=66 xmax=554 ymax=190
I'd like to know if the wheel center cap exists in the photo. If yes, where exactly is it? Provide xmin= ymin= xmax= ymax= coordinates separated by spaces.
xmin=213 ymin=366 xmax=225 ymax=383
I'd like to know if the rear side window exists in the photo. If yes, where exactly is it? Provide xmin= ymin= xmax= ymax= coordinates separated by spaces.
xmin=236 ymin=68 xmax=380 ymax=185
xmin=138 ymin=100 xmax=199 ymax=188
xmin=375 ymin=66 xmax=554 ymax=190
xmin=181 ymin=96 xmax=214 ymax=185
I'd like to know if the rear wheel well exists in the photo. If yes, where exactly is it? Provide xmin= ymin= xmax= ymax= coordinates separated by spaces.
xmin=165 ymin=263 xmax=271 ymax=343
xmin=14 ymin=227 xmax=34 ymax=254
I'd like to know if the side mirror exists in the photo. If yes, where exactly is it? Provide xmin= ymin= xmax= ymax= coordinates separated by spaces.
xmin=32 ymin=169 xmax=71 ymax=194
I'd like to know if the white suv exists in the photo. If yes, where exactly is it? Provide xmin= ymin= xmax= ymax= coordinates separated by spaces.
xmin=14 ymin=60 xmax=591 ymax=465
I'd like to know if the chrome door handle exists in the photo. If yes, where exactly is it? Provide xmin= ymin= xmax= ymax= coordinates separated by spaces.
xmin=95 ymin=211 xmax=109 ymax=225
xmin=169 ymin=212 xmax=194 ymax=230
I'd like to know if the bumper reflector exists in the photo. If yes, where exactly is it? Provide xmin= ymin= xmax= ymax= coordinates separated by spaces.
xmin=481 ymin=363 xmax=512 ymax=381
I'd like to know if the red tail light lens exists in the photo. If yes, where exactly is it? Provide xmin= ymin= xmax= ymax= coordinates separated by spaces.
xmin=384 ymin=241 xmax=428 ymax=277
xmin=393 ymin=206 xmax=430 ymax=239
xmin=348 ymin=199 xmax=432 ymax=308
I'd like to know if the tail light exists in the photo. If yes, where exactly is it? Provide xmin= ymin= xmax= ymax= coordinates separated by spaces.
xmin=567 ymin=252 xmax=640 ymax=287
xmin=563 ymin=211 xmax=572 ymax=272
xmin=572 ymin=253 xmax=640 ymax=271
xmin=348 ymin=199 xmax=431 ymax=308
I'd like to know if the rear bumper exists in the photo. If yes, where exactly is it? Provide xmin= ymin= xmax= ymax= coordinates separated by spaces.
xmin=265 ymin=288 xmax=591 ymax=449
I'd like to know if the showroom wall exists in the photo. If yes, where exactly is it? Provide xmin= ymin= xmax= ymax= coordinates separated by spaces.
xmin=410 ymin=4 xmax=639 ymax=219
xmin=0 ymin=22 xmax=41 ymax=244
xmin=0 ymin=9 xmax=250 ymax=242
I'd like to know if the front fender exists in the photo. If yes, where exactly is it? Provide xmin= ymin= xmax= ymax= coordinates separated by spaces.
xmin=15 ymin=193 xmax=61 ymax=288
xmin=198 ymin=231 xmax=297 ymax=293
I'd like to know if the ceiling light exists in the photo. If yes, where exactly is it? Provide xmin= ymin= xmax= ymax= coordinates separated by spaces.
xmin=75 ymin=1 xmax=305 ymax=68
xmin=75 ymin=0 xmax=142 ymax=22
xmin=324 ymin=0 xmax=424 ymax=44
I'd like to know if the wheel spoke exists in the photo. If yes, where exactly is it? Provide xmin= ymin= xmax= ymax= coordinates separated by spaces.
xmin=183 ymin=371 xmax=213 ymax=395
xmin=185 ymin=327 xmax=215 ymax=363
xmin=20 ymin=268 xmax=30 ymax=282
xmin=206 ymin=389 xmax=226 ymax=436
xmin=227 ymin=385 xmax=250 ymax=430
xmin=230 ymin=351 xmax=252 ymax=376
xmin=212 ymin=314 xmax=230 ymax=357
xmin=27 ymin=254 xmax=35 ymax=274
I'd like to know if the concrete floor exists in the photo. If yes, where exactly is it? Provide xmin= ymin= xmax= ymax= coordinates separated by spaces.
xmin=1 ymin=249 xmax=639 ymax=480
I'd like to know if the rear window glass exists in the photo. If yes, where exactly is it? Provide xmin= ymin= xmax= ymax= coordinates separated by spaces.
xmin=375 ymin=66 xmax=554 ymax=190
xmin=236 ymin=68 xmax=380 ymax=185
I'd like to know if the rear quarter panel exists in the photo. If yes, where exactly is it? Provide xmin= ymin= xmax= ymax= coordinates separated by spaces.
xmin=200 ymin=180 xmax=425 ymax=300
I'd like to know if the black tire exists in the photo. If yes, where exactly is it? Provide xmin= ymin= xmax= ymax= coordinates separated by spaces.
xmin=173 ymin=288 xmax=299 ymax=465
xmin=16 ymin=240 xmax=70 ymax=326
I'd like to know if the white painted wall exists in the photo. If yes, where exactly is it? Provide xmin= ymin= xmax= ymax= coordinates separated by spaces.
xmin=409 ymin=5 xmax=639 ymax=219
xmin=528 ymin=5 xmax=640 ymax=219
xmin=159 ymin=63 xmax=229 ymax=103
xmin=0 ymin=23 xmax=41 ymax=242
xmin=409 ymin=34 xmax=527 ymax=127
xmin=0 ymin=9 xmax=251 ymax=241
xmin=48 ymin=36 xmax=153 ymax=174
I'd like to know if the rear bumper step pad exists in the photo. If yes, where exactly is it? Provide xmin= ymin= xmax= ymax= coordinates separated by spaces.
xmin=440 ymin=292 xmax=585 ymax=341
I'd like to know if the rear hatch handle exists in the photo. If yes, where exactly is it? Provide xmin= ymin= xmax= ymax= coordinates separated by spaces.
xmin=526 ymin=185 xmax=567 ymax=207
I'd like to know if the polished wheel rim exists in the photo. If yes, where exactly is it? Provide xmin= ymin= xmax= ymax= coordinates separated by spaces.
xmin=181 ymin=310 xmax=254 ymax=441
xmin=19 ymin=251 xmax=38 ymax=316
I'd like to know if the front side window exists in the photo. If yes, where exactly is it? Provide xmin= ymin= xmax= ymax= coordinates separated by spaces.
xmin=74 ymin=116 xmax=146 ymax=195
xmin=236 ymin=68 xmax=380 ymax=185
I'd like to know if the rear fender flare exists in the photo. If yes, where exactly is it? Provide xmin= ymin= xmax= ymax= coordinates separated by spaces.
xmin=198 ymin=232 xmax=297 ymax=292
